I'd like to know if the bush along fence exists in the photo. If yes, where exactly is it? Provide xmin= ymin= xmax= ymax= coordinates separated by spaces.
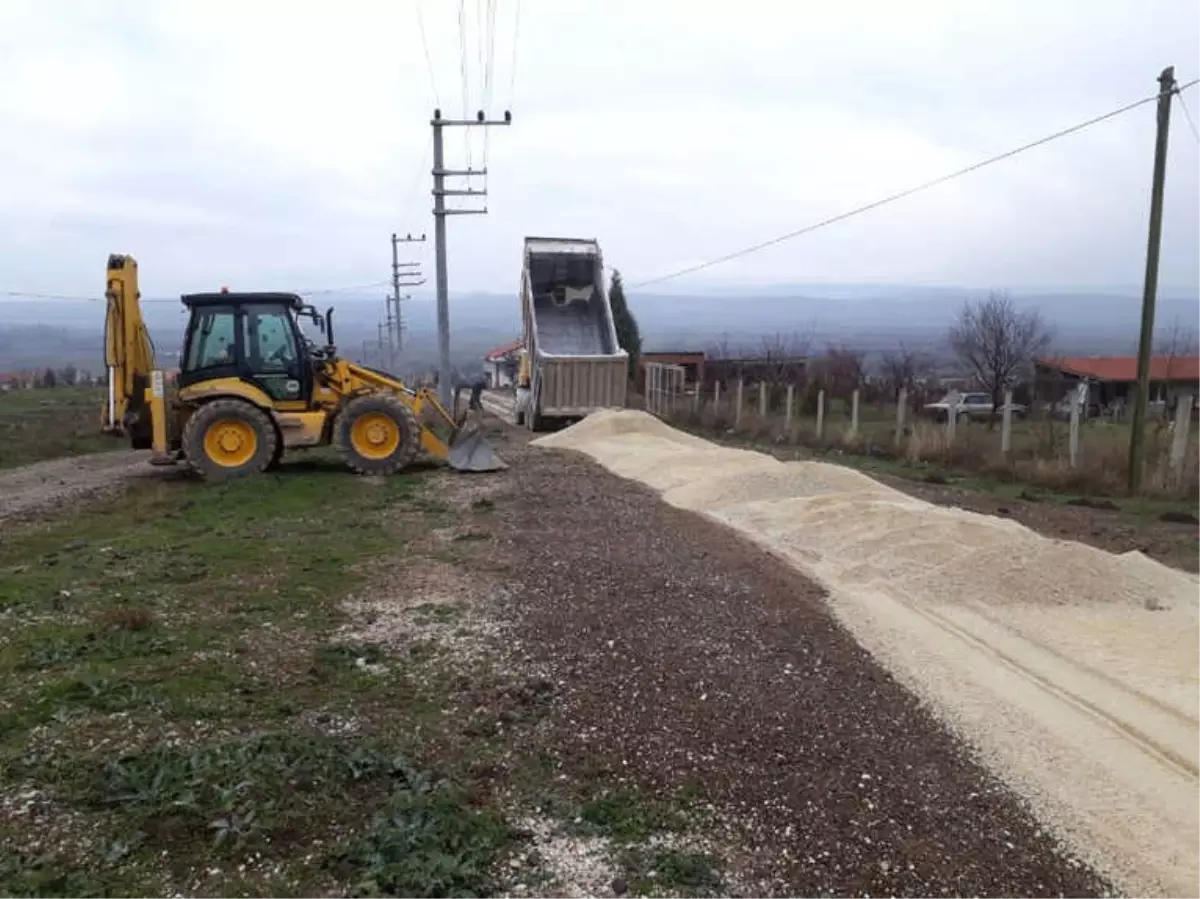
xmin=641 ymin=363 xmax=1197 ymax=499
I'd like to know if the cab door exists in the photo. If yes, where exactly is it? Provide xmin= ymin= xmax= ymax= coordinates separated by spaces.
xmin=241 ymin=304 xmax=310 ymax=405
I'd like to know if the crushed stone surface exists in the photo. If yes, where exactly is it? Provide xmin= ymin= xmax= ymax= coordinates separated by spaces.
xmin=488 ymin=430 xmax=1110 ymax=897
xmin=533 ymin=409 xmax=1198 ymax=897
xmin=0 ymin=450 xmax=157 ymax=525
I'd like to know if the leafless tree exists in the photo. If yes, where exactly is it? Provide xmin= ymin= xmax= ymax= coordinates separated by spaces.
xmin=810 ymin=343 xmax=866 ymax=398
xmin=948 ymin=292 xmax=1053 ymax=423
xmin=877 ymin=343 xmax=936 ymax=402
xmin=1155 ymin=316 xmax=1198 ymax=380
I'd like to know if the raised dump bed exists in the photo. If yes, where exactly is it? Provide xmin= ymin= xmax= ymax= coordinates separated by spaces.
xmin=516 ymin=236 xmax=628 ymax=430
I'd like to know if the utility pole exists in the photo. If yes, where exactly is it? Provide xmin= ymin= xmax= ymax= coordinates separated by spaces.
xmin=390 ymin=232 xmax=426 ymax=369
xmin=431 ymin=107 xmax=512 ymax=406
xmin=1128 ymin=65 xmax=1176 ymax=495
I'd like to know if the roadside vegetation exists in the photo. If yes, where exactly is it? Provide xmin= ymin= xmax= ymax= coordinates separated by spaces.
xmin=0 ymin=449 xmax=712 ymax=897
xmin=0 ymin=387 xmax=113 ymax=469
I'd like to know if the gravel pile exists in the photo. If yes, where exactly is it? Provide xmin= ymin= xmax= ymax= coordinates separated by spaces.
xmin=491 ymin=435 xmax=1108 ymax=896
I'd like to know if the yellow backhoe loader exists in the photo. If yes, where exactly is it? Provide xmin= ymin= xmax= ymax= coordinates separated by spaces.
xmin=101 ymin=254 xmax=504 ymax=480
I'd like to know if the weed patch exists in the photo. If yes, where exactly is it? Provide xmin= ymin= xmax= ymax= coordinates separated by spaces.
xmin=333 ymin=778 xmax=511 ymax=898
xmin=0 ymin=850 xmax=109 ymax=898
xmin=577 ymin=791 xmax=689 ymax=845
xmin=622 ymin=848 xmax=723 ymax=896
xmin=57 ymin=732 xmax=412 ymax=852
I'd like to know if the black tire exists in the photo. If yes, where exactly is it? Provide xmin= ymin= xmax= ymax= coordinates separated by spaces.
xmin=335 ymin=394 xmax=422 ymax=475
xmin=182 ymin=399 xmax=277 ymax=482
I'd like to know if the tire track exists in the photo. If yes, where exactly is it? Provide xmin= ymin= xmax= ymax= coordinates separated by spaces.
xmin=0 ymin=451 xmax=156 ymax=526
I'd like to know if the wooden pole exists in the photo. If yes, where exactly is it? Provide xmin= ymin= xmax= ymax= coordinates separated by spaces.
xmin=735 ymin=378 xmax=744 ymax=428
xmin=785 ymin=384 xmax=794 ymax=433
xmin=850 ymin=389 xmax=860 ymax=437
xmin=1129 ymin=66 xmax=1176 ymax=494
xmin=894 ymin=388 xmax=907 ymax=446
xmin=816 ymin=389 xmax=826 ymax=440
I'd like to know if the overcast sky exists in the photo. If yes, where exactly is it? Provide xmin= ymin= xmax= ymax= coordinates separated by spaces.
xmin=1 ymin=0 xmax=1197 ymax=305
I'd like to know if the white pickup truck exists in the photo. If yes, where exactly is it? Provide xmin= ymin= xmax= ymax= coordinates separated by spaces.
xmin=923 ymin=391 xmax=1027 ymax=423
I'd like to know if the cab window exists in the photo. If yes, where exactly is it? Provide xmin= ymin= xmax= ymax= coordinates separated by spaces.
xmin=243 ymin=308 xmax=298 ymax=372
xmin=184 ymin=308 xmax=237 ymax=371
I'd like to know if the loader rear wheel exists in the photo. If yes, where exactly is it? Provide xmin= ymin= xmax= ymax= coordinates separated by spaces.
xmin=336 ymin=394 xmax=421 ymax=475
xmin=183 ymin=399 xmax=277 ymax=482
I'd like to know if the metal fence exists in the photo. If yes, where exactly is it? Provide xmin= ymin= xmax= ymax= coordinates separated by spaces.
xmin=644 ymin=362 xmax=686 ymax=418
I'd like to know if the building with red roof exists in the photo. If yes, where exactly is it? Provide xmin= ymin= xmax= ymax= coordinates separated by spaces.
xmin=1034 ymin=354 xmax=1200 ymax=415
xmin=483 ymin=338 xmax=523 ymax=388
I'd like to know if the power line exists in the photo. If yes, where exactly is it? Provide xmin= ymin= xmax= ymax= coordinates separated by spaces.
xmin=414 ymin=0 xmax=441 ymax=108
xmin=458 ymin=0 xmax=473 ymax=178
xmin=2 ymin=280 xmax=395 ymax=304
xmin=507 ymin=0 xmax=521 ymax=110
xmin=481 ymin=0 xmax=499 ymax=173
xmin=630 ymin=78 xmax=1200 ymax=290
xmin=1175 ymin=88 xmax=1200 ymax=144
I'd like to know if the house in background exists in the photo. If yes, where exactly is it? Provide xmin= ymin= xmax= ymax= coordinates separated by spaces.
xmin=1034 ymin=355 xmax=1200 ymax=416
xmin=483 ymin=339 xmax=523 ymax=388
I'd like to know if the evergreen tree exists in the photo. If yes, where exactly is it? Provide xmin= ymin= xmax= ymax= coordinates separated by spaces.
xmin=608 ymin=269 xmax=641 ymax=379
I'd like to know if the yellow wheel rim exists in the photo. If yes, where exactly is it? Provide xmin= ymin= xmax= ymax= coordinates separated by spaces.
xmin=350 ymin=412 xmax=401 ymax=460
xmin=203 ymin=418 xmax=258 ymax=468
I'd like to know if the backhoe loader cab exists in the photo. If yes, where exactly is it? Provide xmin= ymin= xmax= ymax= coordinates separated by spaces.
xmin=178 ymin=292 xmax=326 ymax=404
xmin=103 ymin=253 xmax=505 ymax=482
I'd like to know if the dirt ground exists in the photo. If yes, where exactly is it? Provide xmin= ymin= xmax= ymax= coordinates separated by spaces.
xmin=0 ymin=450 xmax=154 ymax=526
xmin=477 ymin=423 xmax=1108 ymax=896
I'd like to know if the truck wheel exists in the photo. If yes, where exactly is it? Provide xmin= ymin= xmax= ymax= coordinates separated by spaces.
xmin=336 ymin=394 xmax=421 ymax=475
xmin=183 ymin=399 xmax=278 ymax=482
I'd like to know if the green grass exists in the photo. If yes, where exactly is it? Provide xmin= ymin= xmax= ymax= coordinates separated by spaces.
xmin=0 ymin=386 xmax=113 ymax=468
xmin=576 ymin=790 xmax=691 ymax=845
xmin=0 ymin=458 xmax=519 ymax=896
xmin=0 ymin=451 xmax=734 ymax=896
xmin=622 ymin=848 xmax=723 ymax=897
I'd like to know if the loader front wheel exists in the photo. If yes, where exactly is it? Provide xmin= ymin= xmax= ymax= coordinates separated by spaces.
xmin=183 ymin=399 xmax=277 ymax=481
xmin=336 ymin=394 xmax=421 ymax=475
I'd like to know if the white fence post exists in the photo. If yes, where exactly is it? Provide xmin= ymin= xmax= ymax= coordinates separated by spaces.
xmin=735 ymin=378 xmax=744 ymax=428
xmin=1068 ymin=381 xmax=1085 ymax=467
xmin=714 ymin=381 xmax=721 ymax=414
xmin=894 ymin=388 xmax=907 ymax=446
xmin=816 ymin=389 xmax=826 ymax=440
xmin=850 ymin=389 xmax=860 ymax=437
xmin=1169 ymin=394 xmax=1194 ymax=488
xmin=693 ymin=381 xmax=700 ymax=414
xmin=1001 ymin=389 xmax=1013 ymax=455
xmin=759 ymin=381 xmax=767 ymax=417
xmin=785 ymin=384 xmax=794 ymax=433
xmin=946 ymin=390 xmax=959 ymax=443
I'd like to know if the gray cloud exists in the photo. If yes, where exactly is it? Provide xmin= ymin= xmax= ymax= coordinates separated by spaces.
xmin=0 ymin=0 xmax=1196 ymax=305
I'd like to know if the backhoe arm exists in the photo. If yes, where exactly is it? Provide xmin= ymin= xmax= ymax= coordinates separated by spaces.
xmin=103 ymin=254 xmax=169 ymax=456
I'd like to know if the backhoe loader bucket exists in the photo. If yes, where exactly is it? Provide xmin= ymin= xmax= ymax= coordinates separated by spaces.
xmin=448 ymin=422 xmax=506 ymax=472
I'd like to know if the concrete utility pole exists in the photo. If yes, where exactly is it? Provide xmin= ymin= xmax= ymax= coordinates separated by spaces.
xmin=431 ymin=107 xmax=512 ymax=405
xmin=1128 ymin=65 xmax=1176 ymax=495
xmin=390 ymin=232 xmax=426 ymax=370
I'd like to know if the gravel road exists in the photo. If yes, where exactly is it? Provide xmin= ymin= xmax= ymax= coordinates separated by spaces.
xmin=489 ymin=433 xmax=1108 ymax=896
xmin=0 ymin=451 xmax=154 ymax=525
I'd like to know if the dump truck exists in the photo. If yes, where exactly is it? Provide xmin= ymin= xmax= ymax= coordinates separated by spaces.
xmin=514 ymin=237 xmax=628 ymax=431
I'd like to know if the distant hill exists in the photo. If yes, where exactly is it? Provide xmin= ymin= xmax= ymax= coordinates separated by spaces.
xmin=1 ymin=284 xmax=1195 ymax=372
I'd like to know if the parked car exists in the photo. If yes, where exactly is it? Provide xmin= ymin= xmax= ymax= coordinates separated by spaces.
xmin=922 ymin=391 xmax=1027 ymax=423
